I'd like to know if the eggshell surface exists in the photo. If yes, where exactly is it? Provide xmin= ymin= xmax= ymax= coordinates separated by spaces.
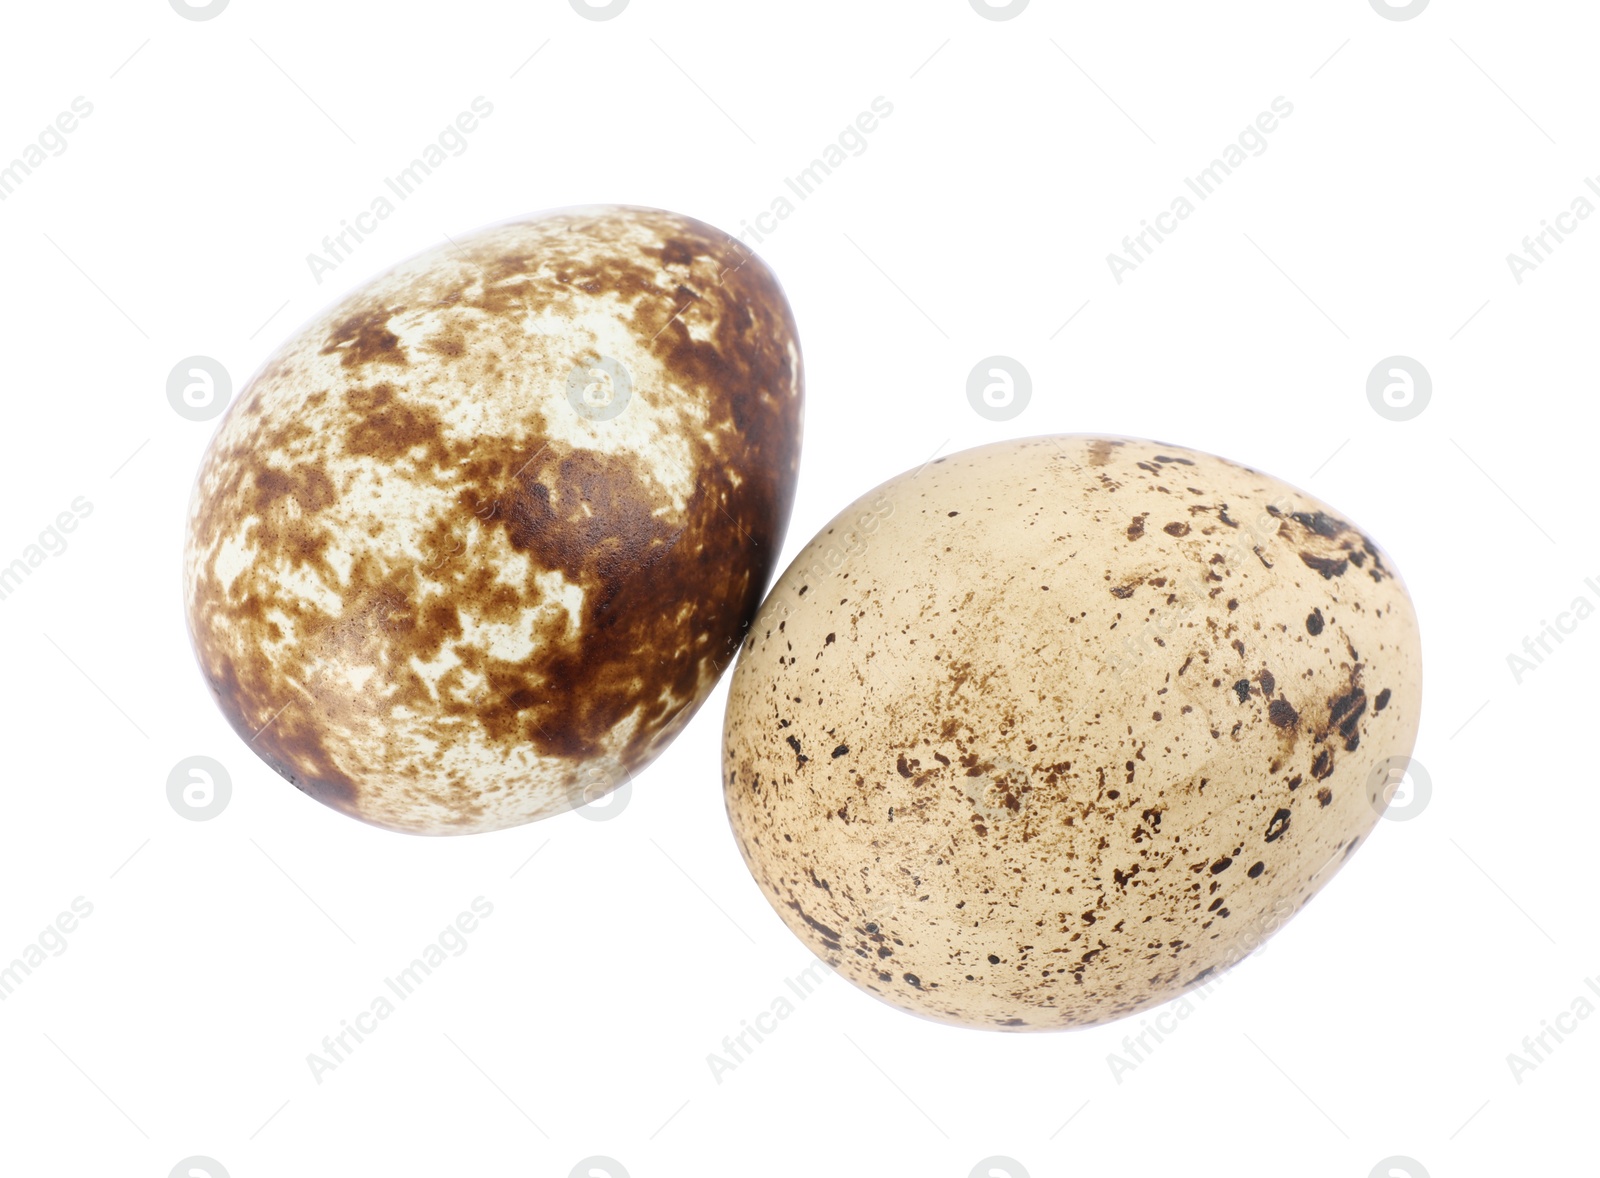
xmin=722 ymin=435 xmax=1420 ymax=1030
xmin=185 ymin=206 xmax=803 ymax=835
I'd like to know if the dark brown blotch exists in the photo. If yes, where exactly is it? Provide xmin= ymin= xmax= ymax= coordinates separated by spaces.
xmin=321 ymin=306 xmax=408 ymax=369
xmin=1300 ymin=552 xmax=1349 ymax=579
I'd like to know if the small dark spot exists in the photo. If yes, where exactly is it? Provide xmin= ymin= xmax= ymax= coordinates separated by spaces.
xmin=987 ymin=954 xmax=1001 ymax=965
xmin=1268 ymin=698 xmax=1299 ymax=728
xmin=1291 ymin=511 xmax=1347 ymax=538
xmin=825 ymin=632 xmax=836 ymax=645
xmin=1306 ymin=608 xmax=1325 ymax=636
xmin=1316 ymin=788 xmax=1333 ymax=807
xmin=896 ymin=754 xmax=913 ymax=778
xmin=1328 ymin=683 xmax=1369 ymax=751
xmin=1311 ymin=748 xmax=1334 ymax=780
xmin=832 ymin=744 xmax=850 ymax=758
xmin=1227 ymin=597 xmax=1239 ymax=611
xmin=1300 ymin=552 xmax=1349 ymax=579
xmin=1247 ymin=861 xmax=1265 ymax=878
xmin=1164 ymin=521 xmax=1191 ymax=537
xmin=1127 ymin=514 xmax=1148 ymax=540
xmin=1375 ymin=688 xmax=1391 ymax=712
xmin=1209 ymin=857 xmax=1233 ymax=874
xmin=785 ymin=901 xmax=841 ymax=945
xmin=903 ymin=973 xmax=922 ymax=989
xmin=1264 ymin=808 xmax=1292 ymax=842
xmin=785 ymin=734 xmax=808 ymax=766
xmin=1233 ymin=679 xmax=1251 ymax=704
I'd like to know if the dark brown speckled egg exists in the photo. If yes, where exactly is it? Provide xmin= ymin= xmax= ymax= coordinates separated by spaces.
xmin=722 ymin=435 xmax=1421 ymax=1030
xmin=184 ymin=206 xmax=803 ymax=834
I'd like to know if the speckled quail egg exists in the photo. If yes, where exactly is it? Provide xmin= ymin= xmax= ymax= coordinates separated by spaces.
xmin=722 ymin=435 xmax=1420 ymax=1030
xmin=184 ymin=206 xmax=803 ymax=834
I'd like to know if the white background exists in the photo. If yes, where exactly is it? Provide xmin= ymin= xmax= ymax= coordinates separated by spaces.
xmin=0 ymin=1 xmax=1591 ymax=1175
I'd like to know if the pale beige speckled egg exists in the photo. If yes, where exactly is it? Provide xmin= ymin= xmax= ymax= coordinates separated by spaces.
xmin=722 ymin=435 xmax=1421 ymax=1030
xmin=184 ymin=206 xmax=802 ymax=835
